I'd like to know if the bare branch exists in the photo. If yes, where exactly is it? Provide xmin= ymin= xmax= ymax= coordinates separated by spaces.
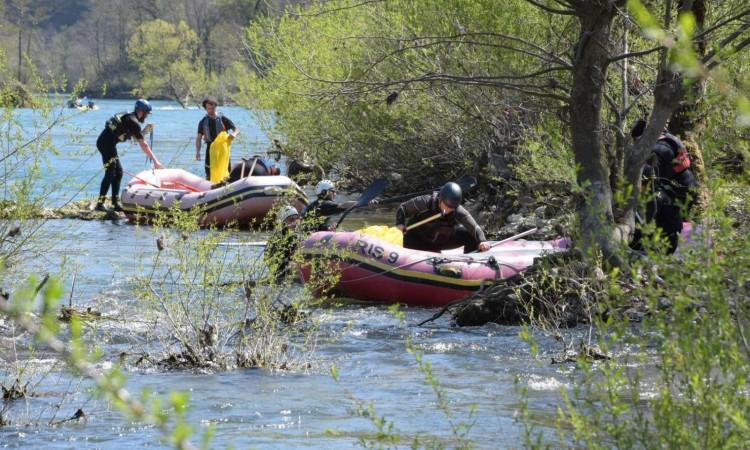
xmin=608 ymin=45 xmax=662 ymax=63
xmin=703 ymin=20 xmax=750 ymax=67
xmin=287 ymin=0 xmax=386 ymax=17
xmin=522 ymin=0 xmax=576 ymax=15
xmin=696 ymin=8 xmax=750 ymax=40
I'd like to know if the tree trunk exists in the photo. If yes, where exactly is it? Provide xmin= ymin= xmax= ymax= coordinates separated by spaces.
xmin=570 ymin=2 xmax=621 ymax=260
xmin=17 ymin=26 xmax=23 ymax=82
xmin=667 ymin=0 xmax=709 ymax=213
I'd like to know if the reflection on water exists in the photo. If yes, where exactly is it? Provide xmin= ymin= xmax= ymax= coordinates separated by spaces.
xmin=0 ymin=100 xmax=572 ymax=448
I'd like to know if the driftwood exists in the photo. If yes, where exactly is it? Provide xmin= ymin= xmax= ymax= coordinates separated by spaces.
xmin=436 ymin=249 xmax=606 ymax=327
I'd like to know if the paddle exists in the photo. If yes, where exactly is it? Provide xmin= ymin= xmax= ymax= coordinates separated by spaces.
xmin=468 ymin=227 xmax=538 ymax=253
xmin=405 ymin=212 xmax=442 ymax=231
xmin=381 ymin=175 xmax=477 ymax=204
xmin=333 ymin=177 xmax=389 ymax=229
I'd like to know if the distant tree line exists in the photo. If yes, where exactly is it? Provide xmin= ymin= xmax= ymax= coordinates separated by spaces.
xmin=0 ymin=0 xmax=300 ymax=103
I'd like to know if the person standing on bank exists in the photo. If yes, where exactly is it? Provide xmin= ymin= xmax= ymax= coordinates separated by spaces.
xmin=95 ymin=99 xmax=163 ymax=212
xmin=195 ymin=97 xmax=239 ymax=179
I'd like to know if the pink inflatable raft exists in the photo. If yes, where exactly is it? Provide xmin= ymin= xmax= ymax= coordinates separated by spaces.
xmin=300 ymin=231 xmax=571 ymax=307
xmin=121 ymin=169 xmax=307 ymax=227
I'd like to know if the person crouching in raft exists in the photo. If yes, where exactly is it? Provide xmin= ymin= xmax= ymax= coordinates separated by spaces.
xmin=395 ymin=182 xmax=491 ymax=253
xmin=301 ymin=179 xmax=358 ymax=231
xmin=95 ymin=99 xmax=163 ymax=212
xmin=195 ymin=97 xmax=239 ymax=180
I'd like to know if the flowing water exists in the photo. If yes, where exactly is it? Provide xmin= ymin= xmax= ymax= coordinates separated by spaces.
xmin=0 ymin=99 xmax=579 ymax=449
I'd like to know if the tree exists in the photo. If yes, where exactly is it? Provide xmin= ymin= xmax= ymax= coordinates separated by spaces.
xmin=127 ymin=19 xmax=209 ymax=106
xmin=241 ymin=0 xmax=750 ymax=262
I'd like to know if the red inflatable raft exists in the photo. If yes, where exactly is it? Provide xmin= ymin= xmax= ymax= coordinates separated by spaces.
xmin=121 ymin=168 xmax=307 ymax=227
xmin=300 ymin=231 xmax=571 ymax=307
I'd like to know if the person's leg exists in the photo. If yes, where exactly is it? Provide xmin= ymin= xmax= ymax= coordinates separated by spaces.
xmin=111 ymin=157 xmax=124 ymax=210
xmin=97 ymin=138 xmax=117 ymax=209
xmin=451 ymin=225 xmax=479 ymax=253
xmin=204 ymin=143 xmax=211 ymax=179
xmin=403 ymin=231 xmax=438 ymax=252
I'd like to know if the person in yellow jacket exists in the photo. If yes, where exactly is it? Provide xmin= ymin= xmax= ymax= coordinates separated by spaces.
xmin=195 ymin=97 xmax=239 ymax=179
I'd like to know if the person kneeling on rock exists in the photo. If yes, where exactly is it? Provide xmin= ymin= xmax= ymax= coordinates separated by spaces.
xmin=395 ymin=182 xmax=490 ymax=253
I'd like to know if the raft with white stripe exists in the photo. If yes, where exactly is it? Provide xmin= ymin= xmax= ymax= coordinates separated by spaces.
xmin=121 ymin=168 xmax=307 ymax=227
xmin=300 ymin=231 xmax=571 ymax=307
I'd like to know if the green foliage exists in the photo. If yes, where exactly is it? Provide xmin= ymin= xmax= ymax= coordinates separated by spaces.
xmin=239 ymin=0 xmax=571 ymax=190
xmin=519 ymin=183 xmax=750 ymax=448
xmin=128 ymin=20 xmax=210 ymax=106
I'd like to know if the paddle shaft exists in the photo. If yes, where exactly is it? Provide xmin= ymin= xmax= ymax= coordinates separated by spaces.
xmin=405 ymin=212 xmax=442 ymax=231
xmin=247 ymin=157 xmax=259 ymax=177
xmin=467 ymin=227 xmax=538 ymax=253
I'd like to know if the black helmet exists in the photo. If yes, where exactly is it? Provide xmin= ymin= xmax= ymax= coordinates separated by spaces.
xmin=134 ymin=98 xmax=152 ymax=113
xmin=439 ymin=182 xmax=462 ymax=209
xmin=202 ymin=97 xmax=218 ymax=108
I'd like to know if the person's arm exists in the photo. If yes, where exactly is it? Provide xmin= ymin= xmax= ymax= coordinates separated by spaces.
xmin=138 ymin=139 xmax=164 ymax=169
xmin=457 ymin=207 xmax=489 ymax=251
xmin=318 ymin=201 xmax=351 ymax=216
xmin=223 ymin=116 xmax=239 ymax=137
xmin=395 ymin=195 xmax=431 ymax=231
xmin=195 ymin=133 xmax=203 ymax=161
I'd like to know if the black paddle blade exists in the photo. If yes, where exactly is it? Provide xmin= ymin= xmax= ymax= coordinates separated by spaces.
xmin=334 ymin=177 xmax=390 ymax=229
xmin=355 ymin=177 xmax=389 ymax=207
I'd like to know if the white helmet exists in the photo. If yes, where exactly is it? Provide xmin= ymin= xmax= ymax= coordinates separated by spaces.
xmin=315 ymin=179 xmax=336 ymax=197
xmin=278 ymin=205 xmax=300 ymax=223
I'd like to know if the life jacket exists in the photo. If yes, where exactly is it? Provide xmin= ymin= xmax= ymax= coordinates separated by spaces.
xmin=201 ymin=114 xmax=226 ymax=143
xmin=657 ymin=133 xmax=691 ymax=174
xmin=105 ymin=111 xmax=131 ymax=142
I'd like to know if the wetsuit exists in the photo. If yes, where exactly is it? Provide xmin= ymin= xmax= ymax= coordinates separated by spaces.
xmin=632 ymin=135 xmax=700 ymax=254
xmin=651 ymin=134 xmax=699 ymax=208
xmin=197 ymin=114 xmax=236 ymax=179
xmin=396 ymin=193 xmax=486 ymax=253
xmin=97 ymin=112 xmax=144 ymax=204
xmin=632 ymin=169 xmax=685 ymax=253
xmin=302 ymin=199 xmax=348 ymax=232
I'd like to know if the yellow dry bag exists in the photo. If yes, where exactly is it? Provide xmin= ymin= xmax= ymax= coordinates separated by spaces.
xmin=357 ymin=225 xmax=404 ymax=247
xmin=209 ymin=131 xmax=234 ymax=183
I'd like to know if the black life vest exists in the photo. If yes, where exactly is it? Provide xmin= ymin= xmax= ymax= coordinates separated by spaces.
xmin=105 ymin=111 xmax=131 ymax=142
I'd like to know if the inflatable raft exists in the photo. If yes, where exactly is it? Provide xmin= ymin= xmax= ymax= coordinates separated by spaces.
xmin=300 ymin=231 xmax=571 ymax=307
xmin=121 ymin=168 xmax=307 ymax=227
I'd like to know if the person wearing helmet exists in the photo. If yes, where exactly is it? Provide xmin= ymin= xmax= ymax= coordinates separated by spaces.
xmin=265 ymin=206 xmax=302 ymax=283
xmin=95 ymin=98 xmax=163 ymax=212
xmin=301 ymin=179 xmax=358 ymax=231
xmin=196 ymin=97 xmax=239 ymax=179
xmin=395 ymin=182 xmax=490 ymax=253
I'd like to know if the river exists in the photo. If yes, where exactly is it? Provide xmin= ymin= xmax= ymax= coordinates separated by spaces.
xmin=0 ymin=99 xmax=576 ymax=448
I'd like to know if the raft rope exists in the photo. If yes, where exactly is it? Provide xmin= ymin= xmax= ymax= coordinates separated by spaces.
xmin=334 ymin=253 xmax=521 ymax=285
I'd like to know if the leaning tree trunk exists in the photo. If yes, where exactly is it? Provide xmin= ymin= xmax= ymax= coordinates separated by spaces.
xmin=667 ymin=0 xmax=709 ymax=213
xmin=570 ymin=2 xmax=622 ymax=261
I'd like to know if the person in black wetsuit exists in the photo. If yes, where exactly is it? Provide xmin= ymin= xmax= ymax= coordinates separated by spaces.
xmin=301 ymin=179 xmax=358 ymax=232
xmin=95 ymin=99 xmax=163 ymax=212
xmin=630 ymin=120 xmax=700 ymax=253
xmin=395 ymin=182 xmax=491 ymax=253
xmin=195 ymin=97 xmax=239 ymax=179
